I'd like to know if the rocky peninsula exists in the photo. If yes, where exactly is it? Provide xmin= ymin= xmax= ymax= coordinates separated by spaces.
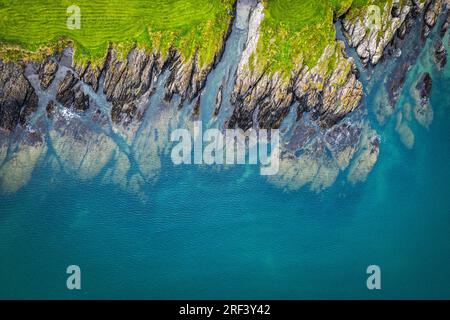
xmin=0 ymin=0 xmax=448 ymax=194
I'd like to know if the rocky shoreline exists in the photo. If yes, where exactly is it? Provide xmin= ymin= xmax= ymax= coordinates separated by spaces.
xmin=0 ymin=0 xmax=448 ymax=194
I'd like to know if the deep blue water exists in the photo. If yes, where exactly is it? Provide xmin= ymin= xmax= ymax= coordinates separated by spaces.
xmin=1 ymin=24 xmax=450 ymax=300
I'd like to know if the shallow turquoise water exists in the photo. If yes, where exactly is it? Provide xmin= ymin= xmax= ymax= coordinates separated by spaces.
xmin=1 ymin=31 xmax=450 ymax=301
xmin=1 ymin=84 xmax=449 ymax=299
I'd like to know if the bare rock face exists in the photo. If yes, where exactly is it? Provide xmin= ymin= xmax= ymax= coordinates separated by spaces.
xmin=229 ymin=2 xmax=362 ymax=130
xmin=0 ymin=62 xmax=38 ymax=131
xmin=74 ymin=61 xmax=103 ymax=92
xmin=103 ymin=48 xmax=160 ymax=125
xmin=164 ymin=51 xmax=208 ymax=104
xmin=423 ymin=0 xmax=444 ymax=37
xmin=56 ymin=70 xmax=90 ymax=112
xmin=46 ymin=100 xmax=57 ymax=119
xmin=343 ymin=1 xmax=412 ymax=65
xmin=100 ymin=28 xmax=231 ymax=127
xmin=38 ymin=58 xmax=59 ymax=90
xmin=293 ymin=44 xmax=363 ymax=129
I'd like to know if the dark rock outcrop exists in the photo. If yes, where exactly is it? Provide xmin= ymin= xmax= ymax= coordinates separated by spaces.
xmin=75 ymin=62 xmax=103 ymax=92
xmin=0 ymin=62 xmax=38 ymax=131
xmin=38 ymin=58 xmax=59 ymax=90
xmin=434 ymin=39 xmax=447 ymax=69
xmin=103 ymin=48 xmax=161 ymax=125
xmin=423 ymin=0 xmax=443 ymax=38
xmin=416 ymin=72 xmax=433 ymax=105
xmin=56 ymin=70 xmax=90 ymax=112
xmin=46 ymin=100 xmax=57 ymax=118
xmin=440 ymin=9 xmax=450 ymax=37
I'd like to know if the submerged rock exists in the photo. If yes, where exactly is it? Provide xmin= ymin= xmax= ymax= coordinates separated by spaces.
xmin=0 ymin=126 xmax=47 ymax=193
xmin=74 ymin=61 xmax=103 ymax=92
xmin=49 ymin=107 xmax=115 ymax=180
xmin=348 ymin=126 xmax=380 ymax=184
xmin=414 ymin=102 xmax=434 ymax=129
xmin=410 ymin=73 xmax=434 ymax=129
xmin=396 ymin=107 xmax=415 ymax=149
xmin=440 ymin=9 xmax=450 ymax=37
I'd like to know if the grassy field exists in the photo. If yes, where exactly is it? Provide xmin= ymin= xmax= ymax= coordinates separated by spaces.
xmin=0 ymin=0 xmax=235 ymax=66
xmin=0 ymin=0 xmax=407 ymax=73
xmin=256 ymin=0 xmax=393 ymax=77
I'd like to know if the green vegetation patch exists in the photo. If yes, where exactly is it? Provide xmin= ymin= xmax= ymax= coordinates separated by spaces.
xmin=0 ymin=0 xmax=235 ymax=66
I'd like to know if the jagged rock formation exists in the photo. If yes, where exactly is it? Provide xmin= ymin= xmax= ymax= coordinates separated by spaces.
xmin=396 ymin=103 xmax=415 ymax=149
xmin=424 ymin=0 xmax=445 ymax=37
xmin=411 ymin=72 xmax=434 ymax=128
xmin=0 ymin=128 xmax=47 ymax=192
xmin=441 ymin=7 xmax=450 ymax=36
xmin=56 ymin=70 xmax=90 ymax=111
xmin=434 ymin=8 xmax=450 ymax=69
xmin=0 ymin=62 xmax=38 ymax=131
xmin=38 ymin=58 xmax=59 ymax=90
xmin=0 ymin=62 xmax=46 ymax=192
xmin=103 ymin=48 xmax=162 ymax=125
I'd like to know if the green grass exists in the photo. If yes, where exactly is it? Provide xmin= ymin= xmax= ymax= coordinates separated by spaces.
xmin=0 ymin=0 xmax=235 ymax=66
xmin=255 ymin=0 xmax=394 ymax=78
xmin=0 ymin=0 xmax=415 ymax=74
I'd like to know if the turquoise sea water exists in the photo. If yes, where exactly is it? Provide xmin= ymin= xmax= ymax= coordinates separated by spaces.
xmin=1 ymin=23 xmax=450 ymax=300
